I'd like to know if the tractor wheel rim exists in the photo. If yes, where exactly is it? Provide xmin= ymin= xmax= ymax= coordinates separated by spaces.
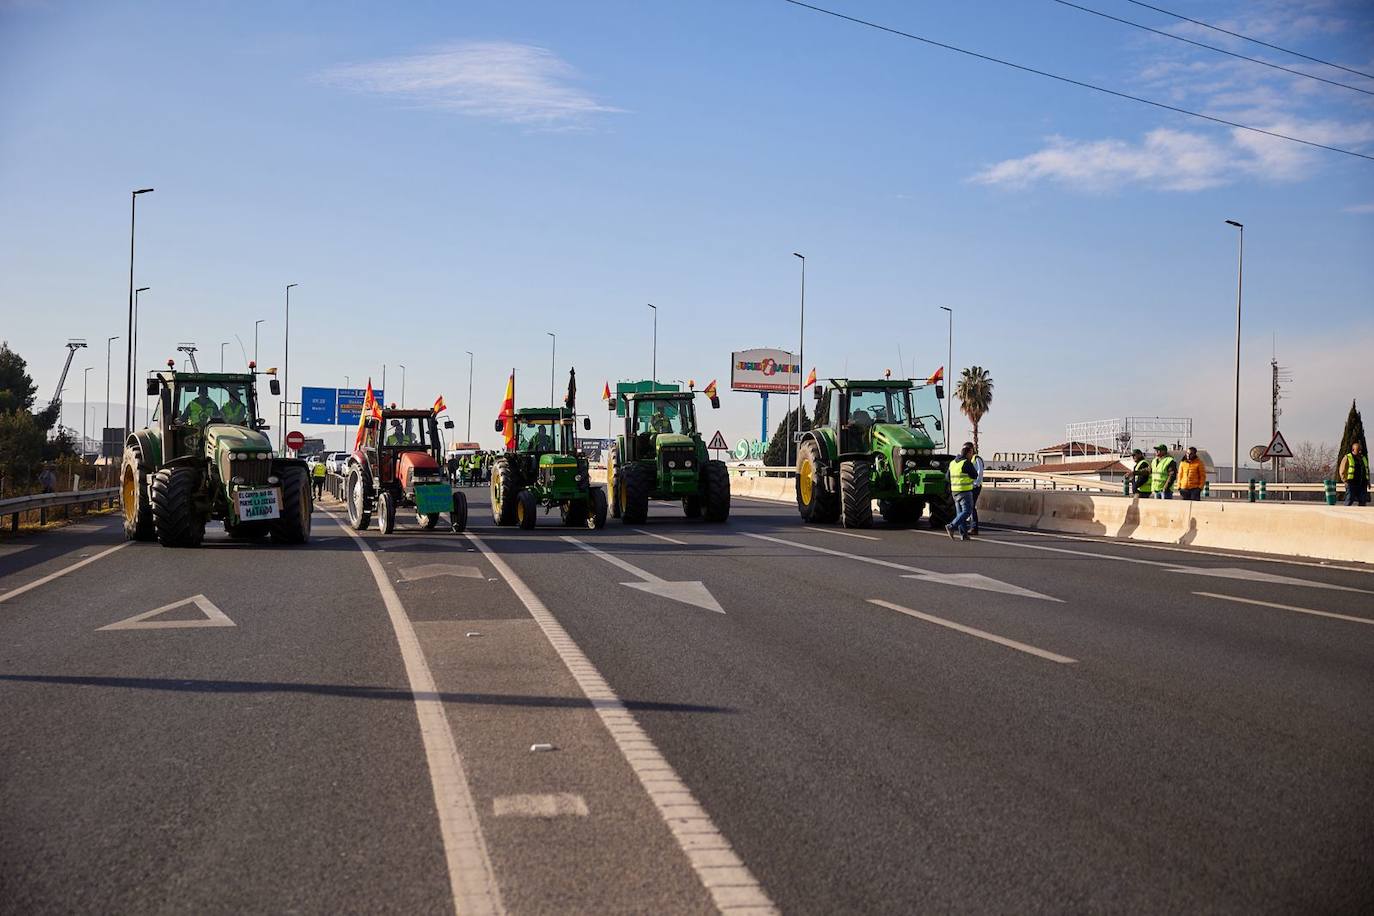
xmin=799 ymin=458 xmax=814 ymax=504
xmin=122 ymin=469 xmax=136 ymax=523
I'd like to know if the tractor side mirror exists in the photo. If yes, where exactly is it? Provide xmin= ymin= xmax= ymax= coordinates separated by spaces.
xmin=583 ymin=417 xmax=591 ymax=431
xmin=935 ymin=384 xmax=944 ymax=400
xmin=710 ymin=396 xmax=721 ymax=409
xmin=494 ymin=419 xmax=504 ymax=433
xmin=255 ymin=421 xmax=270 ymax=431
xmin=444 ymin=419 xmax=454 ymax=429
xmin=270 ymin=379 xmax=281 ymax=396
xmin=813 ymin=385 xmax=823 ymax=401
xmin=145 ymin=378 xmax=158 ymax=396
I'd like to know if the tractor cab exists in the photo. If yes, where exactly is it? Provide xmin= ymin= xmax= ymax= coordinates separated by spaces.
xmin=511 ymin=407 xmax=580 ymax=456
xmin=357 ymin=408 xmax=445 ymax=490
xmin=621 ymin=393 xmax=699 ymax=463
xmin=812 ymin=378 xmax=946 ymax=456
xmin=347 ymin=406 xmax=466 ymax=535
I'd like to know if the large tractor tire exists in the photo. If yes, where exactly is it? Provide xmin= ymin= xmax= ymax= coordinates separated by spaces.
xmin=620 ymin=463 xmax=653 ymax=525
xmin=450 ymin=490 xmax=468 ymax=533
xmin=702 ymin=460 xmax=731 ymax=523
xmin=120 ymin=442 xmax=155 ymax=541
xmin=272 ymin=466 xmax=312 ymax=544
xmin=491 ymin=458 xmax=521 ymax=526
xmin=588 ymin=488 xmax=608 ymax=530
xmin=346 ymin=468 xmax=371 ymax=531
xmin=928 ymin=490 xmax=957 ymax=529
xmin=879 ymin=498 xmax=923 ymax=527
xmin=796 ymin=439 xmax=839 ymax=524
xmin=516 ymin=490 xmax=539 ymax=530
xmin=378 ymin=491 xmax=397 ymax=534
xmin=150 ymin=466 xmax=206 ymax=548
xmin=838 ymin=459 xmax=874 ymax=529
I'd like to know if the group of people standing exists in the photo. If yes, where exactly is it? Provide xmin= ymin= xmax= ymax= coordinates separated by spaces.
xmin=448 ymin=452 xmax=497 ymax=487
xmin=1130 ymin=444 xmax=1207 ymax=500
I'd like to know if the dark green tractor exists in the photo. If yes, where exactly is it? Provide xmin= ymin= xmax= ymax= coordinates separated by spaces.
xmin=795 ymin=377 xmax=955 ymax=529
xmin=120 ymin=365 xmax=311 ymax=547
xmin=490 ymin=407 xmax=607 ymax=530
xmin=606 ymin=388 xmax=729 ymax=524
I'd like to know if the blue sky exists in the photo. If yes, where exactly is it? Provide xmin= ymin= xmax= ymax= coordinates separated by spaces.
xmin=2 ymin=0 xmax=1371 ymax=460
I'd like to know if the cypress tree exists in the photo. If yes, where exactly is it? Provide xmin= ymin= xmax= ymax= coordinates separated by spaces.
xmin=1336 ymin=400 xmax=1366 ymax=467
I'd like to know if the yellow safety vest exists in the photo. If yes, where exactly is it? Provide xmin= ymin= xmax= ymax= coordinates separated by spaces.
xmin=221 ymin=400 xmax=248 ymax=425
xmin=949 ymin=458 xmax=976 ymax=494
xmin=184 ymin=398 xmax=216 ymax=425
xmin=1134 ymin=459 xmax=1153 ymax=494
xmin=1151 ymin=456 xmax=1176 ymax=492
xmin=312 ymin=462 xmax=326 ymax=478
xmin=1344 ymin=453 xmax=1369 ymax=483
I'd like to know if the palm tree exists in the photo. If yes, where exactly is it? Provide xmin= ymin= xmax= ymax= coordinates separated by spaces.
xmin=955 ymin=366 xmax=994 ymax=453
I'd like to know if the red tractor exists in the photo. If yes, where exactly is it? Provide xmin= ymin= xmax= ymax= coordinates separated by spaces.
xmin=344 ymin=407 xmax=468 ymax=534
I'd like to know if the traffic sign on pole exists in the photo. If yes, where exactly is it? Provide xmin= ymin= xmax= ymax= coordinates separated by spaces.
xmin=1260 ymin=430 xmax=1292 ymax=459
xmin=708 ymin=430 xmax=728 ymax=451
xmin=285 ymin=430 xmax=306 ymax=452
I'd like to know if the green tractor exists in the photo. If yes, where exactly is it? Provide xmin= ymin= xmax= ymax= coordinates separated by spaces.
xmin=121 ymin=365 xmax=311 ymax=547
xmin=606 ymin=386 xmax=729 ymax=524
xmin=490 ymin=407 xmax=607 ymax=530
xmin=795 ymin=377 xmax=955 ymax=529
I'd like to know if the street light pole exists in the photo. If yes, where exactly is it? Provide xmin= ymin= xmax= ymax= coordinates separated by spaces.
xmin=648 ymin=304 xmax=657 ymax=386
xmin=254 ymin=319 xmax=265 ymax=365
xmin=131 ymin=287 xmax=149 ymax=427
xmin=465 ymin=350 xmax=474 ymax=441
xmin=1226 ymin=219 xmax=1244 ymax=483
xmin=124 ymin=188 xmax=153 ymax=436
xmin=792 ymin=252 xmax=806 ymax=467
xmin=400 ymin=364 xmax=407 ymax=408
xmin=82 ymin=367 xmax=93 ymax=455
xmin=547 ymin=333 xmax=556 ymax=406
xmin=104 ymin=335 xmax=119 ymax=455
xmin=940 ymin=307 xmax=953 ymax=447
xmin=283 ymin=283 xmax=297 ymax=455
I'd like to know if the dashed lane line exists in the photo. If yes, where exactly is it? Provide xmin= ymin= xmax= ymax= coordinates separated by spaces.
xmin=799 ymin=527 xmax=880 ymax=541
xmin=465 ymin=530 xmax=778 ymax=914
xmin=634 ymin=528 xmax=689 ymax=546
xmin=867 ymin=599 xmax=1078 ymax=664
xmin=329 ymin=514 xmax=504 ymax=916
xmin=0 ymin=542 xmax=130 ymax=605
xmin=1194 ymin=591 xmax=1374 ymax=626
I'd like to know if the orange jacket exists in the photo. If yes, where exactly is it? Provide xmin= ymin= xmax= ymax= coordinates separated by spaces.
xmin=1177 ymin=457 xmax=1207 ymax=490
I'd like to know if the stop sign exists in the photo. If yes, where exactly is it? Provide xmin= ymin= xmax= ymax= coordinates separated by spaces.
xmin=285 ymin=430 xmax=306 ymax=452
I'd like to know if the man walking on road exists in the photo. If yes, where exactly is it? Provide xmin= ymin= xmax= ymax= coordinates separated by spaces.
xmin=1130 ymin=449 xmax=1152 ymax=498
xmin=1177 ymin=447 xmax=1206 ymax=501
xmin=1339 ymin=441 xmax=1369 ymax=506
xmin=1150 ymin=444 xmax=1177 ymax=499
xmin=945 ymin=443 xmax=977 ymax=542
xmin=311 ymin=459 xmax=326 ymax=500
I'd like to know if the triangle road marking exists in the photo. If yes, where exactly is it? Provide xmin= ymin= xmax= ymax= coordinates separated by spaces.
xmin=98 ymin=595 xmax=236 ymax=631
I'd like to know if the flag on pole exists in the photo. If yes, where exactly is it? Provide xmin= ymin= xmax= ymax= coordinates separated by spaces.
xmin=564 ymin=368 xmax=577 ymax=411
xmin=804 ymin=368 xmax=817 ymax=389
xmin=601 ymin=381 xmax=611 ymax=401
xmin=432 ymin=394 xmax=446 ymax=414
xmin=354 ymin=378 xmax=379 ymax=450
xmin=925 ymin=366 xmax=944 ymax=385
xmin=499 ymin=370 xmax=516 ymax=451
xmin=703 ymin=379 xmax=718 ymax=400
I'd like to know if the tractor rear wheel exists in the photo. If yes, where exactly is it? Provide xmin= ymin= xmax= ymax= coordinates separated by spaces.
xmin=796 ymin=440 xmax=839 ymax=524
xmin=151 ymin=466 xmax=205 ymax=547
xmin=516 ymin=490 xmax=538 ymax=530
xmin=702 ymin=460 xmax=730 ymax=523
xmin=378 ymin=491 xmax=396 ymax=534
xmin=346 ymin=469 xmax=371 ymax=531
xmin=588 ymin=488 xmax=608 ymax=530
xmin=879 ymin=498 xmax=923 ymax=527
xmin=120 ymin=442 xmax=155 ymax=541
xmin=450 ymin=490 xmax=468 ymax=533
xmin=928 ymin=490 xmax=956 ymax=529
xmin=621 ymin=463 xmax=653 ymax=524
xmin=491 ymin=458 xmax=521 ymax=526
xmin=272 ymin=467 xmax=311 ymax=544
xmin=839 ymin=460 xmax=874 ymax=529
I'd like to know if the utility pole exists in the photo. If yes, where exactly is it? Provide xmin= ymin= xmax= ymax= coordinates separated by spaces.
xmin=82 ymin=366 xmax=93 ymax=456
xmin=940 ymin=307 xmax=953 ymax=447
xmin=547 ymin=332 xmax=556 ymax=406
xmin=648 ymin=304 xmax=657 ymax=386
xmin=283 ymin=283 xmax=297 ymax=455
xmin=104 ymin=335 xmax=119 ymax=458
xmin=124 ymin=188 xmax=153 ymax=437
xmin=792 ymin=252 xmax=806 ymax=467
xmin=1271 ymin=352 xmax=1292 ymax=483
xmin=254 ymin=319 xmax=265 ymax=365
xmin=1225 ymin=220 xmax=1244 ymax=483
xmin=465 ymin=350 xmax=474 ymax=442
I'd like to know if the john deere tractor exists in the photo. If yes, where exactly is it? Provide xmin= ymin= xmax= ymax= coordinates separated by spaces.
xmin=489 ymin=407 xmax=607 ymax=530
xmin=120 ymin=366 xmax=311 ymax=547
xmin=795 ymin=377 xmax=955 ymax=529
xmin=345 ymin=407 xmax=468 ymax=535
xmin=606 ymin=385 xmax=729 ymax=524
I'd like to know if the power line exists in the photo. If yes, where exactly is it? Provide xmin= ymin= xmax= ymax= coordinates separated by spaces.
xmin=777 ymin=0 xmax=1374 ymax=163
xmin=1050 ymin=0 xmax=1372 ymax=96
xmin=1123 ymin=0 xmax=1374 ymax=82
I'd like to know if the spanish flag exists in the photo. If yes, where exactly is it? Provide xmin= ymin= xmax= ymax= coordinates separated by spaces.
xmin=702 ymin=379 xmax=718 ymax=399
xmin=601 ymin=381 xmax=611 ymax=401
xmin=499 ymin=370 xmax=516 ymax=451
xmin=355 ymin=379 xmax=379 ymax=450
xmin=804 ymin=368 xmax=817 ymax=389
xmin=432 ymin=394 xmax=446 ymax=414
xmin=926 ymin=366 xmax=944 ymax=385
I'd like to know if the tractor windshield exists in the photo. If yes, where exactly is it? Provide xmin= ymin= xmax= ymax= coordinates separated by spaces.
xmin=383 ymin=418 xmax=433 ymax=448
xmin=909 ymin=385 xmax=946 ymax=449
xmin=516 ymin=418 xmax=570 ymax=453
xmin=174 ymin=381 xmax=253 ymax=427
xmin=634 ymin=399 xmax=694 ymax=436
xmin=846 ymin=388 xmax=910 ymax=428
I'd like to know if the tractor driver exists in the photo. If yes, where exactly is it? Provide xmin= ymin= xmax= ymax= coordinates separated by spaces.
xmin=385 ymin=420 xmax=415 ymax=446
xmin=529 ymin=424 xmax=553 ymax=453
xmin=179 ymin=384 xmax=219 ymax=426
xmin=221 ymin=388 xmax=249 ymax=426
xmin=649 ymin=408 xmax=673 ymax=434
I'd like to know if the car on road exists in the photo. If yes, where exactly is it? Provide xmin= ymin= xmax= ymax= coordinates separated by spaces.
xmin=325 ymin=451 xmax=349 ymax=475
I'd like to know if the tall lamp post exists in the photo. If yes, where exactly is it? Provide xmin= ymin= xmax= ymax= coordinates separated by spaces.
xmin=131 ymin=287 xmax=149 ymax=426
xmin=465 ymin=350 xmax=474 ymax=441
xmin=648 ymin=304 xmax=657 ymax=386
xmin=283 ymin=283 xmax=297 ymax=455
xmin=792 ymin=252 xmax=806 ymax=466
xmin=399 ymin=364 xmax=406 ymax=409
xmin=1225 ymin=220 xmax=1244 ymax=483
xmin=124 ymin=188 xmax=153 ymax=435
xmin=547 ymin=332 xmax=556 ymax=406
xmin=82 ymin=367 xmax=93 ymax=456
xmin=940 ymin=307 xmax=953 ymax=446
xmin=104 ymin=335 xmax=119 ymax=456
xmin=254 ymin=319 xmax=265 ymax=365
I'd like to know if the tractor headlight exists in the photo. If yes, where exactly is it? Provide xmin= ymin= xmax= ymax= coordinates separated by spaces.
xmin=668 ymin=460 xmax=677 ymax=468
xmin=267 ymin=475 xmax=280 ymax=485
xmin=903 ymin=448 xmax=915 ymax=457
xmin=904 ymin=460 xmax=916 ymax=470
xmin=683 ymin=459 xmax=693 ymax=468
xmin=256 ymin=452 xmax=269 ymax=461
xmin=575 ymin=474 xmax=583 ymax=481
xmin=930 ymin=460 xmax=944 ymax=470
xmin=230 ymin=452 xmax=242 ymax=461
xmin=231 ymin=475 xmax=245 ymax=484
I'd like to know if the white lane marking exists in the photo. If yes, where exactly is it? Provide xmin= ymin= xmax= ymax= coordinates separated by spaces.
xmin=331 ymin=514 xmax=503 ymax=916
xmin=466 ymin=531 xmax=777 ymax=914
xmin=0 ymin=542 xmax=129 ymax=605
xmin=97 ymin=594 xmax=234 ymax=630
xmin=868 ymin=599 xmax=1078 ymax=664
xmin=1194 ymin=591 xmax=1374 ymax=626
xmin=801 ymin=527 xmax=880 ymax=541
xmin=398 ymin=564 xmax=484 ymax=582
xmin=634 ymin=528 xmax=688 ymax=546
xmin=492 ymin=793 xmax=590 ymax=818
xmin=744 ymin=532 xmax=1061 ymax=602
xmin=563 ymin=536 xmax=725 ymax=614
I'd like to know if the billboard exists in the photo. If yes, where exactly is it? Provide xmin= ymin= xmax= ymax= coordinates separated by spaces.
xmin=731 ymin=348 xmax=800 ymax=394
xmin=300 ymin=387 xmax=383 ymax=426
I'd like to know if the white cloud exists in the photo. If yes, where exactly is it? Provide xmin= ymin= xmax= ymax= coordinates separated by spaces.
xmin=1344 ymin=201 xmax=1374 ymax=213
xmin=318 ymin=41 xmax=622 ymax=128
xmin=971 ymin=128 xmax=1236 ymax=191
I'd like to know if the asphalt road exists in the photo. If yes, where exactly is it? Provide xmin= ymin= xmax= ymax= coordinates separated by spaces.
xmin=2 ymin=489 xmax=1371 ymax=914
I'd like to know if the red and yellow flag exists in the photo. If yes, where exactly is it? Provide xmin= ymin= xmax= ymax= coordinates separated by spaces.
xmin=601 ymin=381 xmax=611 ymax=401
xmin=926 ymin=366 xmax=944 ymax=385
xmin=804 ymin=368 xmax=817 ymax=389
xmin=355 ymin=378 xmax=379 ymax=450
xmin=702 ymin=379 xmax=718 ymax=399
xmin=432 ymin=394 xmax=446 ymax=414
xmin=499 ymin=370 xmax=516 ymax=451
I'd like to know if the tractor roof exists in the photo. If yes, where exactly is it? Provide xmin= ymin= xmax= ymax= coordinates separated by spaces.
xmin=155 ymin=371 xmax=256 ymax=383
xmin=825 ymin=378 xmax=917 ymax=389
xmin=623 ymin=390 xmax=695 ymax=401
xmin=379 ymin=408 xmax=436 ymax=420
xmin=514 ymin=407 xmax=574 ymax=419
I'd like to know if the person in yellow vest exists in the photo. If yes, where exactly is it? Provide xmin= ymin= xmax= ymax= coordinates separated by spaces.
xmin=1176 ymin=446 xmax=1206 ymax=501
xmin=311 ymin=458 xmax=326 ymax=500
xmin=1129 ymin=448 xmax=1152 ymax=497
xmin=221 ymin=388 xmax=249 ymax=426
xmin=945 ymin=442 xmax=978 ymax=541
xmin=1150 ymin=444 xmax=1177 ymax=499
xmin=1339 ymin=441 xmax=1369 ymax=507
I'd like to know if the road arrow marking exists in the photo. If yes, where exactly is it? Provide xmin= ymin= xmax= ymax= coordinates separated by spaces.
xmin=398 ymin=564 xmax=483 ymax=582
xmin=1168 ymin=567 xmax=1368 ymax=592
xmin=562 ymin=536 xmax=725 ymax=613
xmin=98 ymin=594 xmax=235 ymax=631
xmin=745 ymin=533 xmax=1062 ymax=602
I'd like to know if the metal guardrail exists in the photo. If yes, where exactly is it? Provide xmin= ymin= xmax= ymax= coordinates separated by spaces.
xmin=1 ymin=488 xmax=120 ymax=532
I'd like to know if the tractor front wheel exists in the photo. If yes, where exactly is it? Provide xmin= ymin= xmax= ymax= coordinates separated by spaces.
xmin=150 ymin=466 xmax=206 ymax=547
xmin=588 ymin=488 xmax=608 ymax=530
xmin=346 ymin=469 xmax=371 ymax=531
xmin=516 ymin=490 xmax=538 ymax=530
xmin=561 ymin=499 xmax=588 ymax=527
xmin=621 ymin=464 xmax=652 ymax=524
xmin=272 ymin=467 xmax=311 ymax=544
xmin=491 ymin=458 xmax=521 ymax=526
xmin=120 ymin=442 xmax=155 ymax=541
xmin=702 ymin=460 xmax=730 ymax=523
xmin=796 ymin=440 xmax=839 ymax=524
xmin=378 ymin=491 xmax=396 ymax=534
xmin=682 ymin=496 xmax=702 ymax=519
xmin=450 ymin=490 xmax=468 ymax=533
xmin=839 ymin=460 xmax=874 ymax=529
